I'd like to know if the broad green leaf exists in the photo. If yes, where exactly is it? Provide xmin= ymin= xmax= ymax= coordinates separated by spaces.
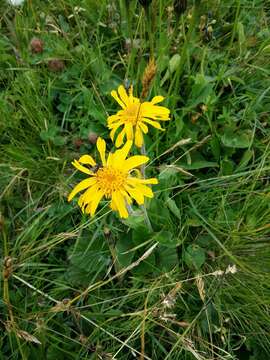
xmin=149 ymin=199 xmax=172 ymax=229
xmin=210 ymin=136 xmax=221 ymax=160
xmin=237 ymin=22 xmax=246 ymax=55
xmin=157 ymin=246 xmax=178 ymax=271
xmin=52 ymin=136 xmax=66 ymax=146
xmin=186 ymin=218 xmax=201 ymax=227
xmin=220 ymin=159 xmax=234 ymax=175
xmin=40 ymin=126 xmax=58 ymax=141
xmin=238 ymin=149 xmax=253 ymax=170
xmin=132 ymin=225 xmax=151 ymax=245
xmin=181 ymin=161 xmax=219 ymax=170
xmin=131 ymin=251 xmax=156 ymax=276
xmin=161 ymin=54 xmax=181 ymax=86
xmin=221 ymin=130 xmax=252 ymax=148
xmin=123 ymin=211 xmax=145 ymax=230
xmin=166 ymin=198 xmax=181 ymax=220
xmin=115 ymin=237 xmax=135 ymax=268
xmin=187 ymin=74 xmax=215 ymax=108
xmin=153 ymin=230 xmax=177 ymax=248
xmin=184 ymin=244 xmax=206 ymax=270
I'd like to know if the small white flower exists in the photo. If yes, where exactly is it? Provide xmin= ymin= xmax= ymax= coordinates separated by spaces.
xmin=7 ymin=0 xmax=25 ymax=6
xmin=225 ymin=264 xmax=237 ymax=274
xmin=212 ymin=264 xmax=237 ymax=277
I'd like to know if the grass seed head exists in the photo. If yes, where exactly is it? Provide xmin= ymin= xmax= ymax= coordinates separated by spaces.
xmin=141 ymin=58 xmax=157 ymax=99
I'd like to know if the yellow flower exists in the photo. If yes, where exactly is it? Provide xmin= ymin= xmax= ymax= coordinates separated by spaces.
xmin=68 ymin=138 xmax=158 ymax=218
xmin=107 ymin=85 xmax=170 ymax=148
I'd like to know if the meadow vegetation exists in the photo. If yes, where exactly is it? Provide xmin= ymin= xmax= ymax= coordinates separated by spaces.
xmin=0 ymin=0 xmax=270 ymax=359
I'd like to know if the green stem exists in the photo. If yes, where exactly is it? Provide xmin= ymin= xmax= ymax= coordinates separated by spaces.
xmin=140 ymin=144 xmax=153 ymax=232
xmin=141 ymin=204 xmax=153 ymax=232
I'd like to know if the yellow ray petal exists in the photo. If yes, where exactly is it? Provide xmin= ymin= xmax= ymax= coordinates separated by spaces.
xmin=72 ymin=160 xmax=92 ymax=175
xmin=151 ymin=95 xmax=165 ymax=104
xmin=107 ymin=114 xmax=122 ymax=125
xmin=139 ymin=122 xmax=148 ymax=134
xmin=78 ymin=192 xmax=86 ymax=210
xmin=110 ymin=198 xmax=117 ymax=211
xmin=136 ymin=184 xmax=154 ymax=198
xmin=89 ymin=190 xmax=104 ymax=216
xmin=106 ymin=152 xmax=113 ymax=166
xmin=78 ymin=155 xmax=96 ymax=166
xmin=127 ymin=177 xmax=158 ymax=185
xmin=79 ymin=183 xmax=99 ymax=208
xmin=114 ymin=141 xmax=132 ymax=162
xmin=125 ymin=123 xmax=134 ymax=141
xmin=97 ymin=137 xmax=106 ymax=165
xmin=118 ymin=85 xmax=130 ymax=106
xmin=142 ymin=105 xmax=170 ymax=120
xmin=68 ymin=178 xmax=96 ymax=202
xmin=135 ymin=127 xmax=143 ymax=148
xmin=115 ymin=128 xmax=126 ymax=148
xmin=120 ymin=189 xmax=132 ymax=204
xmin=111 ymin=90 xmax=126 ymax=109
xmin=124 ymin=155 xmax=149 ymax=170
xmin=142 ymin=118 xmax=165 ymax=130
xmin=112 ymin=192 xmax=129 ymax=218
xmin=124 ymin=185 xmax=144 ymax=205
xmin=110 ymin=123 xmax=122 ymax=141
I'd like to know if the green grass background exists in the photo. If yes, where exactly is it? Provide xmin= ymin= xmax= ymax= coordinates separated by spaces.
xmin=0 ymin=0 xmax=270 ymax=359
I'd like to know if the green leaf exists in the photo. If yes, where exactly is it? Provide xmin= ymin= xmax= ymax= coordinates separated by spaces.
xmin=220 ymin=159 xmax=234 ymax=175
xmin=122 ymin=211 xmax=146 ymax=230
xmin=159 ymin=165 xmax=179 ymax=180
xmin=132 ymin=225 xmax=151 ymax=245
xmin=153 ymin=230 xmax=177 ymax=248
xmin=161 ymin=54 xmax=181 ymax=86
xmin=181 ymin=161 xmax=219 ymax=170
xmin=131 ymin=251 xmax=156 ymax=276
xmin=157 ymin=246 xmax=178 ymax=272
xmin=187 ymin=74 xmax=215 ymax=108
xmin=221 ymin=130 xmax=252 ymax=148
xmin=237 ymin=22 xmax=247 ymax=55
xmin=67 ymin=235 xmax=110 ymax=285
xmin=149 ymin=199 xmax=172 ymax=229
xmin=166 ymin=198 xmax=181 ymax=220
xmin=238 ymin=149 xmax=253 ymax=170
xmin=115 ymin=237 xmax=135 ymax=268
xmin=210 ymin=136 xmax=221 ymax=160
xmin=186 ymin=218 xmax=201 ymax=227
xmin=40 ymin=126 xmax=58 ymax=141
xmin=52 ymin=136 xmax=66 ymax=146
xmin=184 ymin=244 xmax=206 ymax=270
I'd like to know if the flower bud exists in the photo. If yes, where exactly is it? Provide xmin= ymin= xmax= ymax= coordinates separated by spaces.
xmin=73 ymin=138 xmax=84 ymax=149
xmin=30 ymin=38 xmax=44 ymax=54
xmin=48 ymin=59 xmax=65 ymax=72
xmin=88 ymin=132 xmax=98 ymax=144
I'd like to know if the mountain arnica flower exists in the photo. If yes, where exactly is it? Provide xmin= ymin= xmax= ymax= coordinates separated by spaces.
xmin=68 ymin=138 xmax=158 ymax=218
xmin=107 ymin=85 xmax=170 ymax=148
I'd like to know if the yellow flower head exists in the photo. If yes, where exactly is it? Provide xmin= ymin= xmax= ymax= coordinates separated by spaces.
xmin=108 ymin=85 xmax=170 ymax=148
xmin=68 ymin=138 xmax=158 ymax=218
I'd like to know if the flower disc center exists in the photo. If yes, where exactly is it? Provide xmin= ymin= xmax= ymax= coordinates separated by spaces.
xmin=96 ymin=167 xmax=127 ymax=196
xmin=123 ymin=103 xmax=142 ymax=125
